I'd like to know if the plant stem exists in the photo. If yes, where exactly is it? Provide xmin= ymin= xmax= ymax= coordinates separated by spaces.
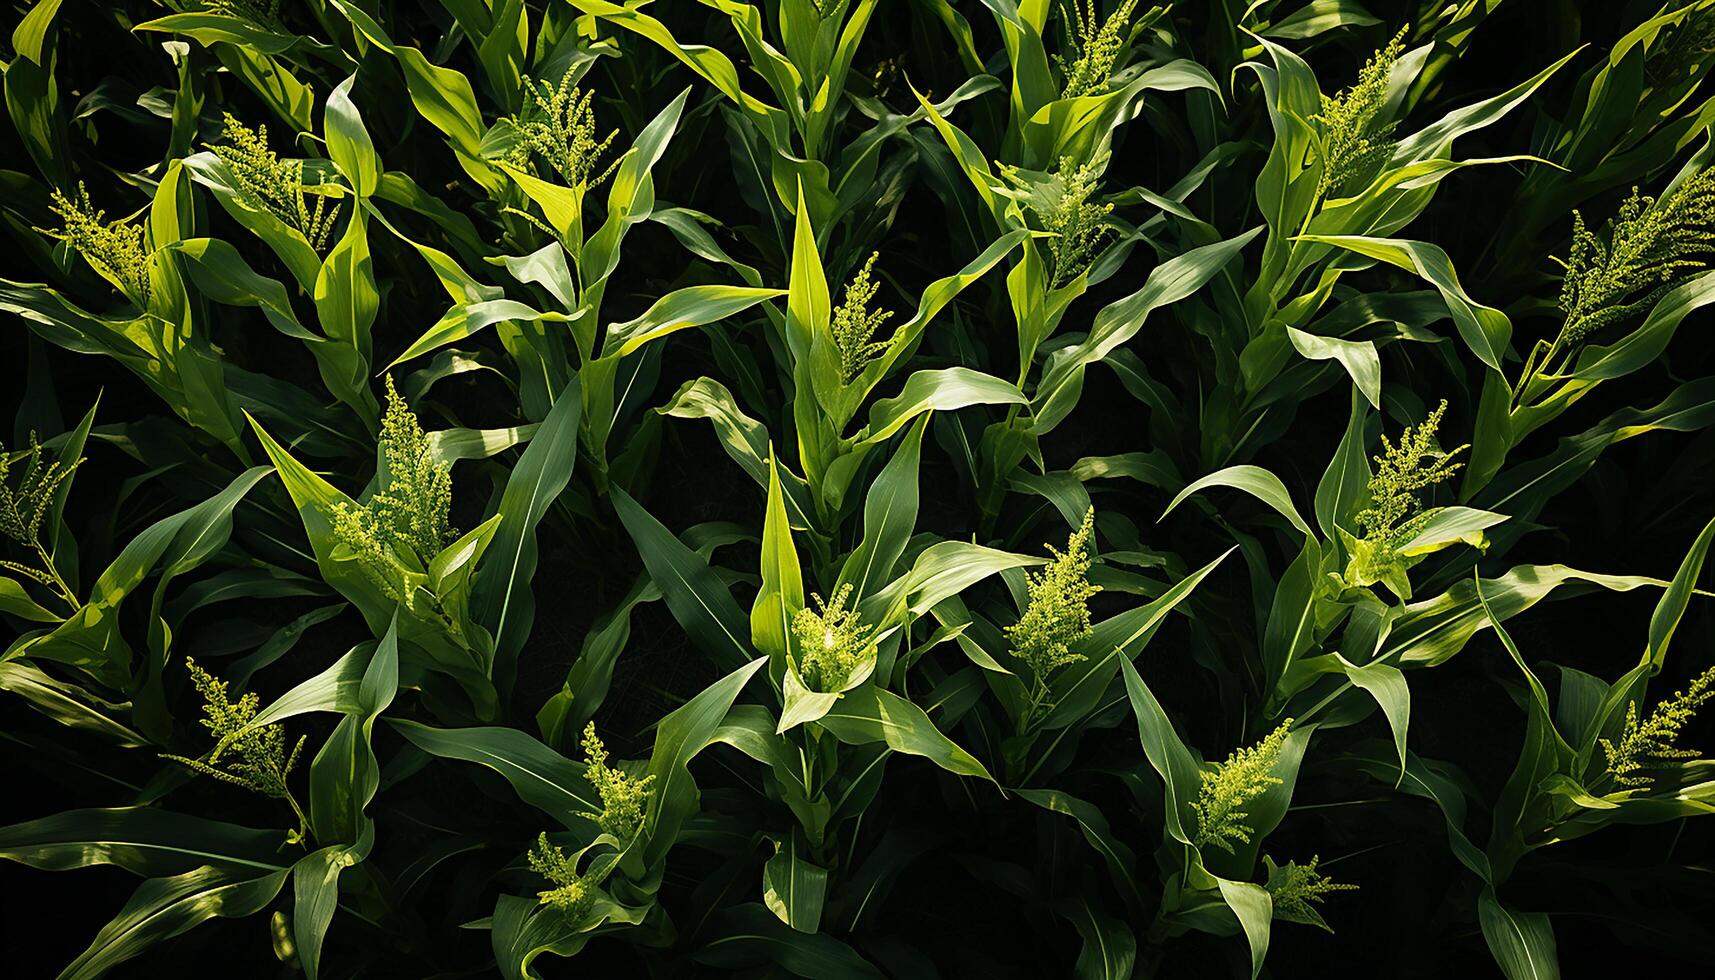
xmin=32 ymin=540 xmax=80 ymax=612
xmin=285 ymin=788 xmax=313 ymax=846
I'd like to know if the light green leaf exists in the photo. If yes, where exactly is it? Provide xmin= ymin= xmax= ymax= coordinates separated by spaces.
xmin=605 ymin=284 xmax=785 ymax=359
xmin=611 ymin=486 xmax=753 ymax=671
xmin=763 ymin=833 xmax=829 ymax=934
xmin=1298 ymin=234 xmax=1510 ymax=372
xmin=59 ymin=866 xmax=288 ymax=980
xmin=1478 ymin=888 xmax=1560 ymax=980
xmin=1034 ymin=228 xmax=1262 ymax=432
xmin=1162 ymin=464 xmax=1312 ymax=538
xmin=816 ymin=685 xmax=995 ymax=782
xmin=1287 ymin=326 xmax=1381 ymax=408
xmin=862 ymin=367 xmax=1025 ymax=446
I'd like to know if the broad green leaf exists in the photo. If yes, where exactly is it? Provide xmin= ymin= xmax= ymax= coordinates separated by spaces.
xmin=1215 ymin=876 xmax=1273 ymax=980
xmin=0 ymin=578 xmax=61 ymax=623
xmin=861 ymin=367 xmax=1025 ymax=446
xmin=473 ymin=377 xmax=581 ymax=688
xmin=1034 ymin=228 xmax=1262 ymax=432
xmin=763 ymin=832 xmax=828 ymax=934
xmin=1478 ymin=888 xmax=1561 ymax=980
xmin=1119 ymin=656 xmax=1203 ymax=845
xmin=1392 ymin=47 xmax=1582 ymax=163
xmin=752 ymin=452 xmax=804 ymax=669
xmin=326 ymin=0 xmax=495 ymax=188
xmin=133 ymin=13 xmax=299 ymax=56
xmin=604 ymin=284 xmax=785 ymax=359
xmin=1315 ymin=389 xmax=1371 ymax=540
xmin=1287 ymin=326 xmax=1381 ymax=408
xmin=59 ymin=866 xmax=288 ymax=980
xmin=171 ymin=238 xmax=320 ymax=343
xmin=656 ymin=378 xmax=774 ymax=491
xmin=1298 ymin=234 xmax=1510 ymax=371
xmin=1263 ymin=0 xmax=1381 ymax=39
xmin=863 ymin=541 xmax=1042 ymax=628
xmin=326 ymin=74 xmax=380 ymax=198
xmin=311 ymin=210 xmax=380 ymax=418
xmin=386 ymin=299 xmax=554 ymax=370
xmin=816 ymin=685 xmax=995 ymax=783
xmin=0 ymin=662 xmax=141 ymax=742
xmin=391 ymin=720 xmax=598 ymax=826
xmin=1066 ymin=897 xmax=1138 ymax=980
xmin=20 ymin=466 xmax=271 ymax=691
xmin=1563 ymin=271 xmax=1715 ymax=382
xmin=611 ymin=486 xmax=754 ymax=671
xmin=837 ymin=416 xmax=926 ymax=601
xmin=0 ymin=807 xmax=286 ymax=876
xmin=1162 ymin=464 xmax=1312 ymax=538
xmin=1341 ymin=657 xmax=1411 ymax=776
xmin=1043 ymin=546 xmax=1235 ymax=730
xmin=1398 ymin=506 xmax=1508 ymax=557
xmin=643 ymin=658 xmax=769 ymax=866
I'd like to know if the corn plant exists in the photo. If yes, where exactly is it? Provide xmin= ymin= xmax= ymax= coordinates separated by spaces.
xmin=4 ymin=3 xmax=1715 ymax=979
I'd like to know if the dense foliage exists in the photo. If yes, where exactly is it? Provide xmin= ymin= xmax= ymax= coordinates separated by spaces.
xmin=4 ymin=1 xmax=1715 ymax=977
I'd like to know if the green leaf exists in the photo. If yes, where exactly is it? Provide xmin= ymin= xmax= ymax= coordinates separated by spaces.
xmin=1341 ymin=657 xmax=1411 ymax=776
xmin=1216 ymin=876 xmax=1273 ymax=979
xmin=307 ymin=618 xmax=399 ymax=846
xmin=171 ymin=238 xmax=320 ymax=343
xmin=1393 ymin=47 xmax=1582 ymax=163
xmin=0 ymin=662 xmax=141 ymax=742
xmin=1298 ymin=234 xmax=1510 ymax=372
xmin=863 ymin=540 xmax=1042 ymax=628
xmin=1263 ymin=0 xmax=1381 ymax=39
xmin=1044 ymin=546 xmax=1234 ymax=729
xmin=861 ymin=367 xmax=1025 ymax=446
xmin=643 ymin=657 xmax=769 ymax=865
xmin=1163 ymin=464 xmax=1313 ymax=538
xmin=1034 ymin=228 xmax=1262 ymax=432
xmin=326 ymin=0 xmax=494 ymax=188
xmin=611 ymin=486 xmax=754 ymax=671
xmin=291 ymin=847 xmax=346 ymax=980
xmin=816 ymin=685 xmax=995 ymax=783
xmin=311 ymin=210 xmax=380 ymax=418
xmin=604 ymin=284 xmax=785 ymax=359
xmin=1015 ymin=789 xmax=1143 ymax=911
xmin=1563 ymin=271 xmax=1715 ymax=382
xmin=0 ymin=807 xmax=287 ymax=876
xmin=1397 ymin=506 xmax=1507 ymax=557
xmin=473 ymin=377 xmax=581 ymax=688
xmin=20 ymin=466 xmax=272 ymax=691
xmin=657 ymin=377 xmax=771 ymax=486
xmin=837 ymin=416 xmax=926 ymax=601
xmin=0 ymin=577 xmax=61 ymax=623
xmin=1119 ymin=656 xmax=1203 ymax=844
xmin=693 ymin=903 xmax=885 ymax=978
xmin=1478 ymin=888 xmax=1560 ymax=980
xmin=386 ymin=299 xmax=555 ymax=370
xmin=326 ymin=74 xmax=381 ymax=198
xmin=1315 ymin=389 xmax=1371 ymax=540
xmin=752 ymin=452 xmax=804 ymax=671
xmin=391 ymin=720 xmax=598 ymax=826
xmin=1287 ymin=326 xmax=1381 ymax=408
xmin=248 ymin=415 xmax=389 ymax=621
xmin=133 ymin=13 xmax=300 ymax=56
xmin=581 ymin=88 xmax=693 ymax=299
xmin=763 ymin=832 xmax=828 ymax=934
xmin=58 ymin=866 xmax=288 ymax=980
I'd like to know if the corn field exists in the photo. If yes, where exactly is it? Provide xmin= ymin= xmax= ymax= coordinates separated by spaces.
xmin=3 ymin=1 xmax=1715 ymax=977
